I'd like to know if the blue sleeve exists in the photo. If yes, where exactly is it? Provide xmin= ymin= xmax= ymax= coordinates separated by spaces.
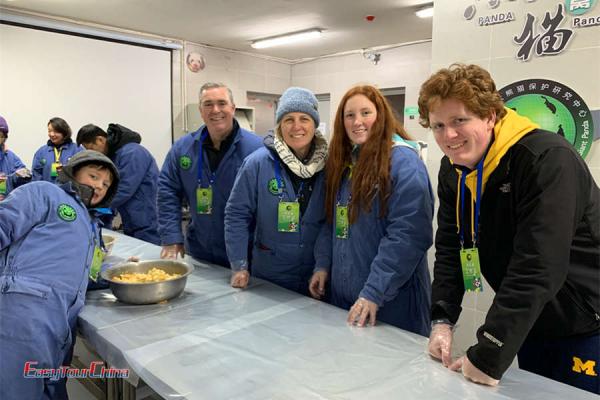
xmin=31 ymin=148 xmax=44 ymax=181
xmin=111 ymin=146 xmax=152 ymax=210
xmin=6 ymin=152 xmax=28 ymax=192
xmin=157 ymin=145 xmax=185 ymax=245
xmin=359 ymin=148 xmax=434 ymax=305
xmin=224 ymin=156 xmax=259 ymax=270
xmin=314 ymin=218 xmax=333 ymax=272
xmin=0 ymin=185 xmax=46 ymax=250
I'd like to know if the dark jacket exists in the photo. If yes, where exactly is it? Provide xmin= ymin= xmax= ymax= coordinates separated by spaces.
xmin=106 ymin=124 xmax=160 ymax=244
xmin=432 ymin=111 xmax=600 ymax=380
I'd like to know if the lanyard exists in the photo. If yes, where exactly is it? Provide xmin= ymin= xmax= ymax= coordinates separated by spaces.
xmin=197 ymin=130 xmax=216 ymax=187
xmin=53 ymin=146 xmax=62 ymax=163
xmin=458 ymin=158 xmax=484 ymax=248
xmin=336 ymin=165 xmax=353 ymax=205
xmin=274 ymin=159 xmax=303 ymax=202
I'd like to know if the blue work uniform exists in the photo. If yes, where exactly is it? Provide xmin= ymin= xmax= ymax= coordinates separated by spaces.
xmin=316 ymin=143 xmax=434 ymax=336
xmin=32 ymin=140 xmax=82 ymax=182
xmin=0 ymin=181 xmax=101 ymax=400
xmin=158 ymin=122 xmax=262 ymax=266
xmin=0 ymin=144 xmax=27 ymax=197
xmin=111 ymin=142 xmax=160 ymax=244
xmin=225 ymin=146 xmax=326 ymax=295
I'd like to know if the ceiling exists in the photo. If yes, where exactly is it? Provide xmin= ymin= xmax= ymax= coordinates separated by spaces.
xmin=0 ymin=0 xmax=433 ymax=61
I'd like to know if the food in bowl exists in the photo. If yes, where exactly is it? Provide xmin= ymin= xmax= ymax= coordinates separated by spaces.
xmin=112 ymin=267 xmax=182 ymax=283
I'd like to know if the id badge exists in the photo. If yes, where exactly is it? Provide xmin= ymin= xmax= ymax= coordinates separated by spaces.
xmin=278 ymin=201 xmax=300 ymax=232
xmin=196 ymin=186 xmax=213 ymax=214
xmin=51 ymin=162 xmax=61 ymax=178
xmin=460 ymin=247 xmax=483 ymax=292
xmin=0 ymin=177 xmax=6 ymax=195
xmin=89 ymin=245 xmax=105 ymax=282
xmin=335 ymin=205 xmax=349 ymax=239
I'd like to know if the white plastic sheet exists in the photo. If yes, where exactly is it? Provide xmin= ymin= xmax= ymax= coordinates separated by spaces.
xmin=79 ymin=231 xmax=597 ymax=399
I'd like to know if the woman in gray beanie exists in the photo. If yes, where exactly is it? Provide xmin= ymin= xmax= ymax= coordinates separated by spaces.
xmin=224 ymin=87 xmax=329 ymax=295
xmin=0 ymin=150 xmax=119 ymax=399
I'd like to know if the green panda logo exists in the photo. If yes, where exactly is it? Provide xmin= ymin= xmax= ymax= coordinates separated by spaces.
xmin=40 ymin=158 xmax=47 ymax=166
xmin=179 ymin=155 xmax=192 ymax=170
xmin=268 ymin=178 xmax=284 ymax=195
xmin=57 ymin=204 xmax=77 ymax=222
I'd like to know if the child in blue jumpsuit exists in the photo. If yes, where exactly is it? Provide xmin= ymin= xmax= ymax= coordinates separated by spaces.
xmin=0 ymin=115 xmax=31 ymax=200
xmin=0 ymin=150 xmax=119 ymax=400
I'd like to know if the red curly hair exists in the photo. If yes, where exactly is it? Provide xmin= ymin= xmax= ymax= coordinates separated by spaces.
xmin=325 ymin=85 xmax=412 ymax=224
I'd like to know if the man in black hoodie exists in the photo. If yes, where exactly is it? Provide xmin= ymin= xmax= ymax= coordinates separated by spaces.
xmin=77 ymin=123 xmax=160 ymax=244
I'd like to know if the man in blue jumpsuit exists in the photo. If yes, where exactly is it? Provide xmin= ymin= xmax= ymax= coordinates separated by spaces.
xmin=77 ymin=123 xmax=160 ymax=244
xmin=158 ymin=82 xmax=262 ymax=266
xmin=0 ymin=150 xmax=119 ymax=400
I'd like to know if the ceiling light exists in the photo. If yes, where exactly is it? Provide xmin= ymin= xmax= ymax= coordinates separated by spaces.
xmin=251 ymin=29 xmax=322 ymax=49
xmin=416 ymin=5 xmax=434 ymax=18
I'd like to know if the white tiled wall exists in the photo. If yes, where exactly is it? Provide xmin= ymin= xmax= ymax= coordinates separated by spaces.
xmin=290 ymin=42 xmax=433 ymax=143
xmin=179 ymin=43 xmax=292 ymax=138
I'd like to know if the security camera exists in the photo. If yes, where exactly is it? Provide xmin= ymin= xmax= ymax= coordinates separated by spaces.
xmin=363 ymin=52 xmax=381 ymax=65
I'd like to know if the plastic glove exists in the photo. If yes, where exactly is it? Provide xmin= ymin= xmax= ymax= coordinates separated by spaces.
xmin=308 ymin=270 xmax=328 ymax=299
xmin=449 ymin=355 xmax=499 ymax=386
xmin=230 ymin=270 xmax=249 ymax=289
xmin=15 ymin=168 xmax=32 ymax=179
xmin=347 ymin=297 xmax=378 ymax=327
xmin=160 ymin=244 xmax=185 ymax=259
xmin=428 ymin=323 xmax=454 ymax=367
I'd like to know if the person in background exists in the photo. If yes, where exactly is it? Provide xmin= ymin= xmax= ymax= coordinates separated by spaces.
xmin=309 ymin=85 xmax=434 ymax=335
xmin=32 ymin=117 xmax=82 ymax=182
xmin=0 ymin=115 xmax=31 ymax=200
xmin=225 ymin=87 xmax=328 ymax=294
xmin=419 ymin=63 xmax=599 ymax=394
xmin=158 ymin=82 xmax=262 ymax=265
xmin=0 ymin=150 xmax=119 ymax=400
xmin=77 ymin=123 xmax=160 ymax=244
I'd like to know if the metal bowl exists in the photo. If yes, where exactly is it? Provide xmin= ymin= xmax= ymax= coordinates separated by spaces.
xmin=100 ymin=259 xmax=193 ymax=305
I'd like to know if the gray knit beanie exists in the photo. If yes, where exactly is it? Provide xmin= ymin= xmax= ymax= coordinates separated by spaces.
xmin=276 ymin=87 xmax=320 ymax=126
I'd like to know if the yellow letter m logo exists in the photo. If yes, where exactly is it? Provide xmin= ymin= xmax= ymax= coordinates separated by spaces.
xmin=572 ymin=357 xmax=598 ymax=376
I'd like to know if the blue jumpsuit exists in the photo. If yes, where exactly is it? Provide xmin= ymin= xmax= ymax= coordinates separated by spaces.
xmin=316 ymin=144 xmax=434 ymax=336
xmin=32 ymin=140 xmax=82 ymax=182
xmin=111 ymin=142 xmax=160 ymax=244
xmin=158 ymin=123 xmax=262 ymax=266
xmin=0 ymin=181 xmax=100 ymax=399
xmin=225 ymin=147 xmax=326 ymax=294
xmin=0 ymin=144 xmax=27 ymax=197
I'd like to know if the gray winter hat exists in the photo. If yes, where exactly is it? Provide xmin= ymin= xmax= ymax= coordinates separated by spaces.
xmin=276 ymin=87 xmax=320 ymax=126
xmin=58 ymin=150 xmax=120 ymax=208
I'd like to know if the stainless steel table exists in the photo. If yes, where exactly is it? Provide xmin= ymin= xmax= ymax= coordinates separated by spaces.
xmin=78 ymin=231 xmax=597 ymax=399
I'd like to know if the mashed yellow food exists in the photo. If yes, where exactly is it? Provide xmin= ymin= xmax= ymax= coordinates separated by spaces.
xmin=113 ymin=267 xmax=181 ymax=283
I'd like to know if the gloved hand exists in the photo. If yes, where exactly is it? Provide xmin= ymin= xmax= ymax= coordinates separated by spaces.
xmin=428 ymin=323 xmax=454 ymax=367
xmin=14 ymin=168 xmax=32 ymax=179
xmin=449 ymin=355 xmax=499 ymax=386
xmin=308 ymin=270 xmax=328 ymax=299
xmin=347 ymin=297 xmax=378 ymax=327
xmin=230 ymin=270 xmax=250 ymax=289
xmin=160 ymin=244 xmax=185 ymax=259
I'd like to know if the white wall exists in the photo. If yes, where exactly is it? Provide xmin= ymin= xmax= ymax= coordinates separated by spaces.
xmin=0 ymin=24 xmax=172 ymax=167
xmin=179 ymin=43 xmax=291 ymax=139
xmin=291 ymin=42 xmax=433 ymax=144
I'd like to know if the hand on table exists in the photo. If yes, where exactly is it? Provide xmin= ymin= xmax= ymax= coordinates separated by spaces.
xmin=160 ymin=244 xmax=184 ymax=259
xmin=230 ymin=270 xmax=250 ymax=289
xmin=347 ymin=297 xmax=378 ymax=327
